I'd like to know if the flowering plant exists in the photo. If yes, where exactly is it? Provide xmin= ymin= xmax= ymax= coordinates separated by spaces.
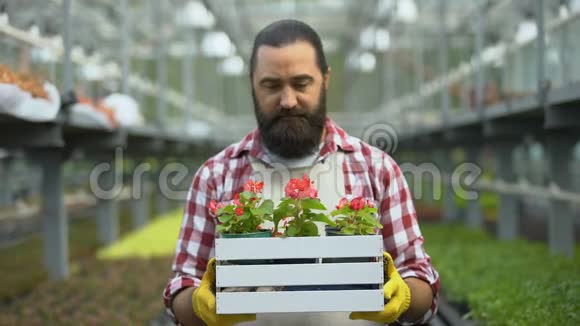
xmin=330 ymin=197 xmax=382 ymax=235
xmin=209 ymin=179 xmax=274 ymax=235
xmin=272 ymin=174 xmax=335 ymax=237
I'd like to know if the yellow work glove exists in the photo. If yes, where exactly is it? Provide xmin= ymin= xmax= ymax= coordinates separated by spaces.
xmin=350 ymin=251 xmax=411 ymax=324
xmin=192 ymin=257 xmax=256 ymax=326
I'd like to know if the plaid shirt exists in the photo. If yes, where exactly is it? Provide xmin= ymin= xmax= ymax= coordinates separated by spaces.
xmin=163 ymin=118 xmax=440 ymax=324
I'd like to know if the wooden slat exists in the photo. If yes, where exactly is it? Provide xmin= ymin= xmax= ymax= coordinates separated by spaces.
xmin=215 ymin=235 xmax=383 ymax=260
xmin=216 ymin=262 xmax=383 ymax=287
xmin=216 ymin=290 xmax=384 ymax=314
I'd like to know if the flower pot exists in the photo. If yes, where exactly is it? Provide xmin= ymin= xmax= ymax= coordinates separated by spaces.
xmin=323 ymin=226 xmax=373 ymax=264
xmin=221 ymin=230 xmax=272 ymax=265
xmin=221 ymin=230 xmax=272 ymax=239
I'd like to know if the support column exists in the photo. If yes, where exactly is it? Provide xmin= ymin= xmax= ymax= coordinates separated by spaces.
xmin=495 ymin=140 xmax=519 ymax=240
xmin=155 ymin=159 xmax=170 ymax=215
xmin=465 ymin=146 xmax=483 ymax=228
xmin=436 ymin=148 xmax=458 ymax=221
xmin=96 ymin=154 xmax=120 ymax=245
xmin=131 ymin=159 xmax=151 ymax=229
xmin=39 ymin=150 xmax=69 ymax=280
xmin=0 ymin=157 xmax=13 ymax=205
xmin=545 ymin=133 xmax=576 ymax=257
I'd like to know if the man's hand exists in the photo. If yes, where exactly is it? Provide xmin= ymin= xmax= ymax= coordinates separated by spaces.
xmin=192 ymin=257 xmax=257 ymax=326
xmin=349 ymin=252 xmax=411 ymax=324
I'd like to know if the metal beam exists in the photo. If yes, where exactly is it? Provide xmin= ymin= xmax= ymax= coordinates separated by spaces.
xmin=62 ymin=0 xmax=73 ymax=94
xmin=152 ymin=0 xmax=167 ymax=132
xmin=182 ymin=29 xmax=195 ymax=129
xmin=438 ymin=0 xmax=450 ymax=126
xmin=120 ymin=0 xmax=131 ymax=95
xmin=474 ymin=1 xmax=486 ymax=119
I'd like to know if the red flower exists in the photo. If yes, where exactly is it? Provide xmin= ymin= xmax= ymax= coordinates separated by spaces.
xmin=233 ymin=193 xmax=241 ymax=206
xmin=209 ymin=200 xmax=218 ymax=215
xmin=244 ymin=179 xmax=264 ymax=194
xmin=336 ymin=197 xmax=349 ymax=210
xmin=365 ymin=199 xmax=375 ymax=208
xmin=284 ymin=174 xmax=318 ymax=199
xmin=349 ymin=197 xmax=366 ymax=211
xmin=235 ymin=207 xmax=244 ymax=216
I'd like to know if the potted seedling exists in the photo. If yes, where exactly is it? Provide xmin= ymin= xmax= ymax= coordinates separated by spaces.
xmin=326 ymin=196 xmax=382 ymax=237
xmin=272 ymin=174 xmax=336 ymax=238
xmin=271 ymin=174 xmax=335 ymax=264
xmin=320 ymin=196 xmax=384 ymax=290
xmin=325 ymin=196 xmax=382 ymax=263
xmin=211 ymin=179 xmax=273 ymax=238
xmin=210 ymin=179 xmax=274 ymax=265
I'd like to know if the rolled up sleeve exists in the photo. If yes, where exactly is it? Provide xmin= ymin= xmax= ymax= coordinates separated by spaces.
xmin=162 ymin=164 xmax=217 ymax=323
xmin=379 ymin=155 xmax=440 ymax=325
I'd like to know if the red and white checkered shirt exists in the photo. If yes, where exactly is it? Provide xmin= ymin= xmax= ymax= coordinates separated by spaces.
xmin=163 ymin=118 xmax=440 ymax=324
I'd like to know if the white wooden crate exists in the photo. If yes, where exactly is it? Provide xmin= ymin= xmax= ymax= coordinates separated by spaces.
xmin=215 ymin=235 xmax=384 ymax=314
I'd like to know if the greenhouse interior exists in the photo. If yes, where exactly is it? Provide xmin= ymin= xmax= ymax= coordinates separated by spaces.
xmin=0 ymin=0 xmax=579 ymax=325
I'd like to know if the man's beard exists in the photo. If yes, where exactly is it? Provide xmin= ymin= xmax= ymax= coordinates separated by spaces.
xmin=253 ymin=86 xmax=327 ymax=159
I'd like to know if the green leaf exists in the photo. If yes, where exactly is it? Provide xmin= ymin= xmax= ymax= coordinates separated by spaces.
xmin=287 ymin=225 xmax=299 ymax=237
xmin=341 ymin=227 xmax=356 ymax=235
xmin=310 ymin=213 xmax=336 ymax=226
xmin=361 ymin=226 xmax=376 ymax=235
xmin=301 ymin=222 xmax=319 ymax=236
xmin=217 ymin=205 xmax=234 ymax=215
xmin=218 ymin=214 xmax=233 ymax=224
xmin=259 ymin=200 xmax=274 ymax=214
xmin=250 ymin=207 xmax=264 ymax=216
xmin=216 ymin=225 xmax=228 ymax=233
xmin=239 ymin=191 xmax=255 ymax=202
xmin=300 ymin=198 xmax=327 ymax=211
xmin=237 ymin=212 xmax=250 ymax=221
xmin=366 ymin=207 xmax=378 ymax=214
xmin=331 ymin=206 xmax=351 ymax=216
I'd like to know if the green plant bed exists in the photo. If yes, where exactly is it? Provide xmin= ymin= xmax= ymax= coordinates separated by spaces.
xmin=0 ymin=257 xmax=172 ymax=325
xmin=0 ymin=205 xmax=136 ymax=303
xmin=422 ymin=223 xmax=580 ymax=325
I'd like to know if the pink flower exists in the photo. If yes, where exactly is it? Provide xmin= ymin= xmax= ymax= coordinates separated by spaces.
xmin=349 ymin=197 xmax=366 ymax=211
xmin=284 ymin=174 xmax=318 ymax=199
xmin=308 ymin=187 xmax=318 ymax=198
xmin=235 ymin=207 xmax=244 ymax=216
xmin=336 ymin=197 xmax=349 ymax=210
xmin=244 ymin=179 xmax=264 ymax=193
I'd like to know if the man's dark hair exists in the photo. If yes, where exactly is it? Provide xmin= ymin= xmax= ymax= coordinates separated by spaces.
xmin=249 ymin=19 xmax=328 ymax=79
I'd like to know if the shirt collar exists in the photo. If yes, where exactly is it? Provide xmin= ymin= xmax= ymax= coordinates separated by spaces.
xmin=229 ymin=117 xmax=356 ymax=161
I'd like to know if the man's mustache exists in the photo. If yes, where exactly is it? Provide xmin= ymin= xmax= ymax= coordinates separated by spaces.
xmin=271 ymin=109 xmax=309 ymax=120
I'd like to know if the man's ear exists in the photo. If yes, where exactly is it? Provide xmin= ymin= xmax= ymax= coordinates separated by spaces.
xmin=323 ymin=66 xmax=332 ymax=90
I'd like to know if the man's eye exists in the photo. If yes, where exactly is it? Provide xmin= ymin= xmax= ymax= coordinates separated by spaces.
xmin=294 ymin=82 xmax=309 ymax=90
xmin=264 ymin=83 xmax=280 ymax=90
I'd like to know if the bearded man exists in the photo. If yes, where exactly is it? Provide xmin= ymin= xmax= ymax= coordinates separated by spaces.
xmin=164 ymin=19 xmax=439 ymax=326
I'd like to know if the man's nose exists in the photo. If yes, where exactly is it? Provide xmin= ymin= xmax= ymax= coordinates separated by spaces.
xmin=280 ymin=87 xmax=298 ymax=109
